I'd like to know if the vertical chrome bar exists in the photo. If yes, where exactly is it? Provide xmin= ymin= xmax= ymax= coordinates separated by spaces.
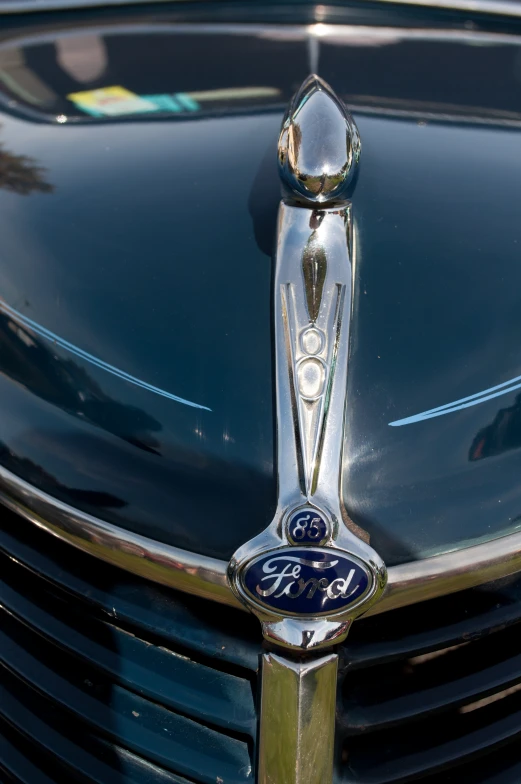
xmin=228 ymin=75 xmax=386 ymax=784
xmin=258 ymin=652 xmax=338 ymax=784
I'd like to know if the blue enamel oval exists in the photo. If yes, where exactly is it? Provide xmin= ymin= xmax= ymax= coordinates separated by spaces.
xmin=242 ymin=548 xmax=371 ymax=616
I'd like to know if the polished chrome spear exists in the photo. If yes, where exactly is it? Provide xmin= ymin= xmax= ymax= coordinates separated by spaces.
xmin=228 ymin=75 xmax=386 ymax=784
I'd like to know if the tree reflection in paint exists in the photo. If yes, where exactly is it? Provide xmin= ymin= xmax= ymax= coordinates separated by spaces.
xmin=470 ymin=392 xmax=521 ymax=461
xmin=0 ymin=131 xmax=54 ymax=195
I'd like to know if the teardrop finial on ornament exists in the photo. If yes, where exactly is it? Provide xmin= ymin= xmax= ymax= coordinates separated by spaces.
xmin=278 ymin=74 xmax=360 ymax=204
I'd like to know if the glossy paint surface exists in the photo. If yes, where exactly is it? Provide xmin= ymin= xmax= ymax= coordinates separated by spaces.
xmin=1 ymin=5 xmax=521 ymax=562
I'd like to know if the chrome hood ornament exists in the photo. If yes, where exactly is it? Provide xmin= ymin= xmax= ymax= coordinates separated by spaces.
xmin=228 ymin=76 xmax=386 ymax=784
xmin=228 ymin=75 xmax=386 ymax=653
xmin=278 ymin=74 xmax=361 ymax=204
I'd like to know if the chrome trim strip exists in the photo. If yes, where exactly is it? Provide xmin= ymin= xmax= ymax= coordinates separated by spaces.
xmin=366 ymin=535 xmax=521 ymax=616
xmin=3 ymin=23 xmax=521 ymax=46
xmin=1 ymin=464 xmax=521 ymax=614
xmin=369 ymin=0 xmax=521 ymax=18
xmin=0 ymin=464 xmax=238 ymax=609
xmin=2 ymin=0 xmax=521 ymax=17
xmin=0 ymin=0 xmax=198 ymax=14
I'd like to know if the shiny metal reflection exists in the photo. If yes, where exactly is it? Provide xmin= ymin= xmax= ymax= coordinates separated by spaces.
xmin=278 ymin=74 xmax=360 ymax=204
xmin=228 ymin=77 xmax=385 ymax=657
xmin=3 ymin=461 xmax=521 ymax=616
xmin=229 ymin=75 xmax=381 ymax=784
xmin=2 ymin=0 xmax=521 ymax=17
xmin=0 ymin=464 xmax=234 ymax=607
xmin=258 ymin=652 xmax=337 ymax=784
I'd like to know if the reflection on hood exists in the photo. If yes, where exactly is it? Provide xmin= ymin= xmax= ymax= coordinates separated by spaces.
xmin=470 ymin=393 xmax=521 ymax=461
xmin=0 ymin=309 xmax=162 ymax=454
xmin=0 ymin=131 xmax=54 ymax=195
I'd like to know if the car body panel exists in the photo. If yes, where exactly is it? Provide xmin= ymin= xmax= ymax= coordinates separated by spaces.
xmin=0 ymin=5 xmax=521 ymax=563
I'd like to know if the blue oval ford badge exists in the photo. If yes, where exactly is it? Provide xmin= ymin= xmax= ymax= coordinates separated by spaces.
xmin=242 ymin=548 xmax=371 ymax=616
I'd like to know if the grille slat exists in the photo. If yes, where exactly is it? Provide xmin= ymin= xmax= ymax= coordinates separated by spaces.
xmin=0 ymin=552 xmax=255 ymax=735
xmin=0 ymin=510 xmax=258 ymax=784
xmin=0 ymin=515 xmax=260 ymax=671
xmin=0 ymin=678 xmax=192 ymax=784
xmin=343 ymin=577 xmax=521 ymax=670
xmin=341 ymin=623 xmax=521 ymax=734
xmin=1 ymin=720 xmax=57 ymax=784
xmin=342 ymin=687 xmax=521 ymax=783
xmin=0 ymin=607 xmax=252 ymax=784
xmin=338 ymin=574 xmax=521 ymax=782
xmin=427 ymin=741 xmax=521 ymax=784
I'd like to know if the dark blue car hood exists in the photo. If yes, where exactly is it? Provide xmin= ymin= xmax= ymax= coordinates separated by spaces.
xmin=1 ymin=3 xmax=521 ymax=564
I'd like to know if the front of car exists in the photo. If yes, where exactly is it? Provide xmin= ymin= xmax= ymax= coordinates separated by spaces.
xmin=2 ymin=1 xmax=521 ymax=782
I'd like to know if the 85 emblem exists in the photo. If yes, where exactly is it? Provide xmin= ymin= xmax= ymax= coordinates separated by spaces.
xmin=287 ymin=508 xmax=330 ymax=545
